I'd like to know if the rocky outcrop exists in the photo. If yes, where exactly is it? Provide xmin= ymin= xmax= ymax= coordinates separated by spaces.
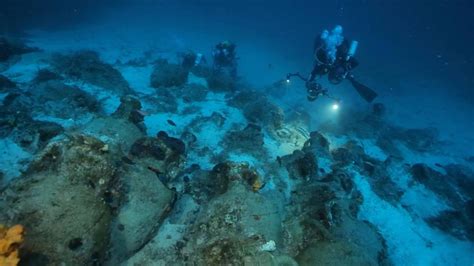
xmin=228 ymin=90 xmax=284 ymax=132
xmin=0 ymin=37 xmax=38 ymax=62
xmin=411 ymin=163 xmax=474 ymax=240
xmin=1 ymin=135 xmax=118 ymax=265
xmin=150 ymin=59 xmax=188 ymax=88
xmin=221 ymin=124 xmax=266 ymax=157
xmin=107 ymin=164 xmax=176 ymax=264
xmin=52 ymin=50 xmax=132 ymax=95
xmin=0 ymin=75 xmax=16 ymax=92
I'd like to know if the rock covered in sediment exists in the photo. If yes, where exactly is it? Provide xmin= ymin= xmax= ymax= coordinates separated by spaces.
xmin=186 ymin=162 xmax=264 ymax=202
xmin=0 ymin=134 xmax=118 ymax=265
xmin=51 ymin=50 xmax=132 ymax=95
xmin=221 ymin=123 xmax=266 ymax=157
xmin=107 ymin=164 xmax=176 ymax=264
xmin=29 ymin=80 xmax=100 ymax=117
xmin=181 ymin=182 xmax=284 ymax=265
xmin=228 ymin=90 xmax=284 ymax=131
xmin=32 ymin=69 xmax=63 ymax=84
xmin=411 ymin=163 xmax=474 ymax=241
xmin=0 ymin=37 xmax=38 ymax=63
xmin=150 ymin=59 xmax=188 ymax=88
xmin=206 ymin=70 xmax=236 ymax=92
xmin=174 ymin=83 xmax=208 ymax=103
xmin=0 ymin=74 xmax=16 ymax=92
xmin=276 ymin=134 xmax=389 ymax=264
xmin=281 ymin=150 xmax=318 ymax=180
xmin=83 ymin=116 xmax=144 ymax=154
xmin=129 ymin=131 xmax=186 ymax=185
xmin=0 ymin=107 xmax=64 ymax=152
xmin=112 ymin=95 xmax=146 ymax=132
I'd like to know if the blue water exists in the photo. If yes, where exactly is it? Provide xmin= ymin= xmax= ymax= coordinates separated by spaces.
xmin=1 ymin=1 xmax=473 ymax=265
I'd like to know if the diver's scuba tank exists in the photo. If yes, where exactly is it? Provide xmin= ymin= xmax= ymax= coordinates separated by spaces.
xmin=346 ymin=40 xmax=358 ymax=61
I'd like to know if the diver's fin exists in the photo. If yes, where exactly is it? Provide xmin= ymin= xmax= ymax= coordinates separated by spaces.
xmin=348 ymin=76 xmax=377 ymax=103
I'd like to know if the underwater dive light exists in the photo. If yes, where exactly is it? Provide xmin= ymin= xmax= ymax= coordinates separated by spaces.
xmin=331 ymin=103 xmax=340 ymax=111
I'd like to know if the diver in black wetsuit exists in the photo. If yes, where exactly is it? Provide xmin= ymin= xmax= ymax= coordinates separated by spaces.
xmin=287 ymin=25 xmax=377 ymax=103
xmin=212 ymin=41 xmax=238 ymax=78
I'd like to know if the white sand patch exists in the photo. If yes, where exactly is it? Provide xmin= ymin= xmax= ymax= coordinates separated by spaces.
xmin=0 ymin=138 xmax=31 ymax=186
xmin=359 ymin=138 xmax=388 ymax=161
xmin=119 ymin=65 xmax=155 ymax=95
xmin=326 ymin=134 xmax=349 ymax=150
xmin=187 ymin=72 xmax=208 ymax=87
xmin=1 ymin=52 xmax=49 ymax=83
xmin=33 ymin=113 xmax=94 ymax=129
xmin=400 ymin=184 xmax=452 ymax=219
xmin=354 ymin=172 xmax=474 ymax=266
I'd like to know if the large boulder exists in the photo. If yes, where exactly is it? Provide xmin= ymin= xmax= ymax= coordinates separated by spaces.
xmin=0 ymin=37 xmax=38 ymax=62
xmin=83 ymin=116 xmax=144 ymax=154
xmin=150 ymin=59 xmax=188 ymax=88
xmin=0 ymin=74 xmax=16 ymax=92
xmin=129 ymin=131 xmax=186 ymax=185
xmin=228 ymin=90 xmax=284 ymax=131
xmin=0 ymin=134 xmax=118 ymax=265
xmin=52 ymin=51 xmax=132 ymax=95
xmin=29 ymin=80 xmax=100 ymax=118
xmin=411 ymin=163 xmax=474 ymax=240
xmin=107 ymin=164 xmax=176 ymax=264
xmin=221 ymin=124 xmax=266 ymax=158
xmin=181 ymin=182 xmax=284 ymax=265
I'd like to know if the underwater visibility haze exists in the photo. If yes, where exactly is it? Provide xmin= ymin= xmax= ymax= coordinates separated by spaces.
xmin=0 ymin=0 xmax=473 ymax=265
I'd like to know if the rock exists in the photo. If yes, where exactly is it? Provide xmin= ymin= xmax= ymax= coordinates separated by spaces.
xmin=426 ymin=208 xmax=474 ymax=241
xmin=83 ymin=116 xmax=144 ymax=154
xmin=174 ymin=83 xmax=208 ymax=103
xmin=206 ymin=71 xmax=236 ymax=92
xmin=302 ymin=131 xmax=331 ymax=158
xmin=282 ymin=150 xmax=318 ymax=180
xmin=281 ymin=171 xmax=388 ymax=264
xmin=412 ymin=163 xmax=474 ymax=240
xmin=52 ymin=51 xmax=132 ymax=95
xmin=0 ymin=107 xmax=64 ymax=151
xmin=29 ymin=80 xmax=100 ymax=117
xmin=296 ymin=239 xmax=383 ymax=266
xmin=0 ymin=75 xmax=16 ymax=92
xmin=32 ymin=69 xmax=63 ymax=83
xmin=112 ymin=95 xmax=146 ymax=132
xmin=411 ymin=163 xmax=466 ymax=208
xmin=221 ymin=124 xmax=265 ymax=157
xmin=229 ymin=90 xmax=284 ymax=131
xmin=0 ymin=37 xmax=38 ymax=62
xmin=36 ymin=121 xmax=64 ymax=143
xmin=130 ymin=137 xmax=167 ymax=161
xmin=400 ymin=127 xmax=439 ymax=152
xmin=2 ymin=134 xmax=117 ymax=265
xmin=150 ymin=59 xmax=188 ymax=88
xmin=187 ymin=162 xmax=264 ymax=203
xmin=182 ymin=182 xmax=283 ymax=265
xmin=108 ymin=164 xmax=176 ymax=264
xmin=141 ymin=89 xmax=178 ymax=113
xmin=129 ymin=132 xmax=186 ymax=185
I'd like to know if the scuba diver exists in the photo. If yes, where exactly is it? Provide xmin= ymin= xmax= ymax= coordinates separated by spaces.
xmin=287 ymin=25 xmax=377 ymax=103
xmin=212 ymin=41 xmax=238 ymax=78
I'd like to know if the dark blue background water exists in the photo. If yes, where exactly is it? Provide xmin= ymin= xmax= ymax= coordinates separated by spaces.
xmin=2 ymin=0 xmax=473 ymax=146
